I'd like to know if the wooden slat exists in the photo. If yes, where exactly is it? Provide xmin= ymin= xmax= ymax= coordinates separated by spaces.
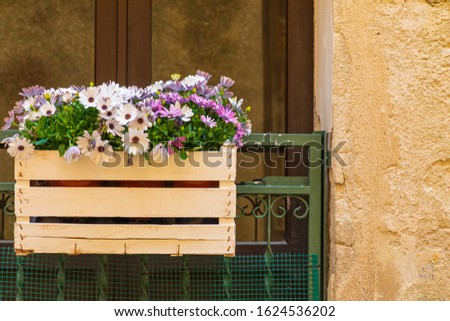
xmin=15 ymin=238 xmax=235 ymax=256
xmin=15 ymin=223 xmax=235 ymax=240
xmin=15 ymin=149 xmax=237 ymax=181
xmin=16 ymin=186 xmax=236 ymax=218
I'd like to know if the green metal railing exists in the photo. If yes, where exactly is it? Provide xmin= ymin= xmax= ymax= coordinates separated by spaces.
xmin=0 ymin=131 xmax=326 ymax=301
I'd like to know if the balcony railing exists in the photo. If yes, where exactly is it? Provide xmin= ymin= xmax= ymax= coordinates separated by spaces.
xmin=0 ymin=131 xmax=326 ymax=301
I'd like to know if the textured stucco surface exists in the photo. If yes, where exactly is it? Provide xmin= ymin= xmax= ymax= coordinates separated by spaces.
xmin=0 ymin=0 xmax=94 ymax=238
xmin=329 ymin=0 xmax=450 ymax=300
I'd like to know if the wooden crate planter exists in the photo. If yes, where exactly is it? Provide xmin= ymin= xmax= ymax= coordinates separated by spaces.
xmin=14 ymin=146 xmax=236 ymax=256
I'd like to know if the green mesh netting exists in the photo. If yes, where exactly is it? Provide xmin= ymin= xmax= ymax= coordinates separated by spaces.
xmin=0 ymin=247 xmax=319 ymax=301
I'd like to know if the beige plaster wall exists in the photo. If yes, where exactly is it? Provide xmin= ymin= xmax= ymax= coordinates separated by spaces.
xmin=328 ymin=0 xmax=450 ymax=300
xmin=0 ymin=0 xmax=94 ymax=239
xmin=314 ymin=0 xmax=333 ymax=131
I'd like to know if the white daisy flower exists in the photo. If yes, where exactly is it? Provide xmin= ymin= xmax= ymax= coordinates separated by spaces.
xmin=99 ymin=81 xmax=125 ymax=107
xmin=63 ymin=146 xmax=81 ymax=163
xmin=76 ymin=130 xmax=101 ymax=157
xmin=180 ymin=105 xmax=194 ymax=122
xmin=79 ymin=87 xmax=100 ymax=108
xmin=128 ymin=112 xmax=152 ymax=131
xmin=99 ymin=81 xmax=120 ymax=98
xmin=1 ymin=134 xmax=18 ymax=147
xmin=105 ymin=119 xmax=125 ymax=137
xmin=149 ymin=143 xmax=169 ymax=164
xmin=100 ymin=107 xmax=118 ymax=120
xmin=60 ymin=90 xmax=75 ymax=103
xmin=7 ymin=136 xmax=35 ymax=160
xmin=181 ymin=75 xmax=206 ymax=90
xmin=116 ymin=103 xmax=138 ymax=125
xmin=229 ymin=96 xmax=243 ymax=111
xmin=96 ymin=97 xmax=113 ymax=113
xmin=22 ymin=97 xmax=36 ymax=112
xmin=90 ymin=139 xmax=113 ymax=165
xmin=146 ymin=80 xmax=164 ymax=94
xmin=123 ymin=86 xmax=144 ymax=101
xmin=123 ymin=128 xmax=150 ymax=156
xmin=23 ymin=110 xmax=41 ymax=122
xmin=39 ymin=101 xmax=57 ymax=117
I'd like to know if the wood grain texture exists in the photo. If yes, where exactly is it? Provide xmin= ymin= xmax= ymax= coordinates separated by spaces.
xmin=15 ymin=149 xmax=236 ymax=181
xmin=14 ymin=148 xmax=237 ymax=256
xmin=15 ymin=223 xmax=235 ymax=240
xmin=15 ymin=238 xmax=235 ymax=256
xmin=17 ymin=186 xmax=236 ymax=218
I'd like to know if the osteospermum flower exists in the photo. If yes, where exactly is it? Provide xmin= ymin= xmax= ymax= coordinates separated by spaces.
xmin=196 ymin=70 xmax=212 ymax=81
xmin=150 ymin=143 xmax=169 ymax=164
xmin=96 ymin=97 xmax=113 ymax=113
xmin=180 ymin=105 xmax=194 ymax=122
xmin=217 ymin=106 xmax=239 ymax=124
xmin=123 ymin=128 xmax=150 ymax=156
xmin=105 ymin=119 xmax=125 ymax=137
xmin=116 ymin=103 xmax=138 ymax=125
xmin=128 ymin=112 xmax=152 ymax=131
xmin=1 ymin=134 xmax=18 ymax=147
xmin=159 ymin=101 xmax=183 ymax=118
xmin=180 ymin=75 xmax=206 ymax=91
xmin=76 ymin=130 xmax=101 ymax=156
xmin=6 ymin=136 xmax=35 ymax=160
xmin=101 ymin=107 xmax=118 ymax=120
xmin=200 ymin=115 xmax=217 ymax=128
xmin=23 ymin=110 xmax=41 ymax=122
xmin=39 ymin=101 xmax=57 ymax=117
xmin=79 ymin=87 xmax=100 ymax=108
xmin=19 ymin=85 xmax=45 ymax=98
xmin=2 ymin=110 xmax=15 ymax=130
xmin=220 ymin=76 xmax=235 ymax=88
xmin=146 ymin=80 xmax=164 ymax=95
xmin=63 ymin=146 xmax=81 ymax=163
xmin=90 ymin=139 xmax=113 ymax=165
xmin=229 ymin=96 xmax=243 ymax=111
xmin=243 ymin=119 xmax=252 ymax=135
xmin=22 ymin=97 xmax=36 ymax=112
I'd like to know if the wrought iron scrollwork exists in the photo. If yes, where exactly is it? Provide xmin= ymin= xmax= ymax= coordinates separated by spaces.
xmin=1 ymin=191 xmax=14 ymax=217
xmin=237 ymin=194 xmax=309 ymax=220
xmin=236 ymin=194 xmax=268 ymax=219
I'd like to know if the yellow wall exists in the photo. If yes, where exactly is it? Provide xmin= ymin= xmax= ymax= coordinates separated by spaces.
xmin=327 ymin=0 xmax=450 ymax=300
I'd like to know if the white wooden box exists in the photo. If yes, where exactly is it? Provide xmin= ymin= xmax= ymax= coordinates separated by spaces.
xmin=14 ymin=147 xmax=236 ymax=256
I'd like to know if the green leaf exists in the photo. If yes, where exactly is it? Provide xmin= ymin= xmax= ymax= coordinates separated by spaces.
xmin=34 ymin=139 xmax=48 ymax=146
xmin=180 ymin=148 xmax=187 ymax=160
xmin=58 ymin=144 xmax=66 ymax=157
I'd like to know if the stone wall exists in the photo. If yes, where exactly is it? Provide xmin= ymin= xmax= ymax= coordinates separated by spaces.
xmin=328 ymin=0 xmax=450 ymax=300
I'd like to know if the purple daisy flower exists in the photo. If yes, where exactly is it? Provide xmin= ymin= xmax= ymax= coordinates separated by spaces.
xmin=200 ymin=115 xmax=217 ymax=128
xmin=160 ymin=92 xmax=184 ymax=104
xmin=19 ymin=85 xmax=45 ymax=98
xmin=196 ymin=85 xmax=215 ymax=98
xmin=2 ymin=110 xmax=15 ymax=130
xmin=159 ymin=102 xmax=183 ymax=119
xmin=13 ymin=101 xmax=24 ymax=114
xmin=165 ymin=80 xmax=183 ymax=92
xmin=220 ymin=76 xmax=235 ymax=88
xmin=189 ymin=94 xmax=215 ymax=108
xmin=196 ymin=70 xmax=212 ymax=81
xmin=167 ymin=136 xmax=186 ymax=154
xmin=216 ymin=106 xmax=238 ymax=124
